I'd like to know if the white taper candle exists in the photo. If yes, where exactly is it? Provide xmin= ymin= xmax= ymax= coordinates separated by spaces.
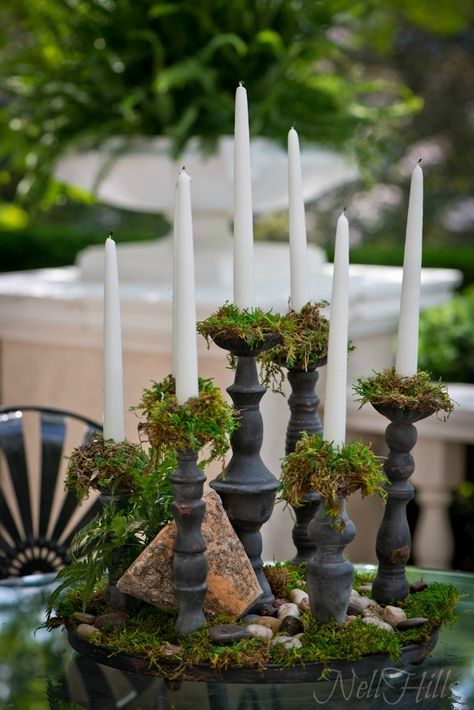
xmin=323 ymin=212 xmax=350 ymax=448
xmin=288 ymin=127 xmax=309 ymax=311
xmin=103 ymin=235 xmax=125 ymax=442
xmin=395 ymin=162 xmax=424 ymax=376
xmin=233 ymin=83 xmax=255 ymax=309
xmin=173 ymin=168 xmax=199 ymax=404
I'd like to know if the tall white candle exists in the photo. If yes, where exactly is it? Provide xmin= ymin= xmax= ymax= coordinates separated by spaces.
xmin=288 ymin=127 xmax=309 ymax=311
xmin=103 ymin=235 xmax=125 ymax=442
xmin=173 ymin=168 xmax=199 ymax=404
xmin=323 ymin=213 xmax=350 ymax=448
xmin=395 ymin=162 xmax=424 ymax=376
xmin=233 ymin=83 xmax=254 ymax=309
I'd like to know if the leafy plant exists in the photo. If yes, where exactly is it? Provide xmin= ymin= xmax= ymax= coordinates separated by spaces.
xmin=279 ymin=433 xmax=387 ymax=526
xmin=418 ymin=285 xmax=474 ymax=384
xmin=353 ymin=367 xmax=454 ymax=417
xmin=49 ymin=452 xmax=175 ymax=612
xmin=0 ymin=0 xmax=421 ymax=209
xmin=135 ymin=375 xmax=236 ymax=464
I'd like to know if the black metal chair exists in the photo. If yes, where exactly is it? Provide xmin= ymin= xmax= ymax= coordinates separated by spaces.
xmin=0 ymin=405 xmax=102 ymax=579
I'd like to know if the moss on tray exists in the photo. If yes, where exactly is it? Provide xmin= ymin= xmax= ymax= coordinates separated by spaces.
xmin=353 ymin=368 xmax=454 ymax=418
xmin=47 ymin=566 xmax=459 ymax=679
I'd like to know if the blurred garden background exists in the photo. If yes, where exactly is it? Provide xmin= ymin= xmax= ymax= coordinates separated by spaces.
xmin=0 ymin=0 xmax=473 ymax=567
xmin=1 ymin=2 xmax=473 ymax=375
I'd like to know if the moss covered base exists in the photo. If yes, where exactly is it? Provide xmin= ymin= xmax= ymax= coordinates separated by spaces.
xmin=47 ymin=566 xmax=459 ymax=682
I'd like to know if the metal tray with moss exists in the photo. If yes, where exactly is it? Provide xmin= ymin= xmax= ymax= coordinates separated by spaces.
xmin=47 ymin=564 xmax=459 ymax=684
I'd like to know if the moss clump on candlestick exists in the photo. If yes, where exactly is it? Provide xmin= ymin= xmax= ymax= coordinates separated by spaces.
xmin=353 ymin=368 xmax=454 ymax=418
xmin=65 ymin=434 xmax=151 ymax=501
xmin=197 ymin=303 xmax=282 ymax=352
xmin=280 ymin=433 xmax=387 ymax=526
xmin=136 ymin=375 xmax=236 ymax=464
xmin=258 ymin=301 xmax=330 ymax=392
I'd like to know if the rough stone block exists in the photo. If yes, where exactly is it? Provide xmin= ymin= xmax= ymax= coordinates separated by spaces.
xmin=117 ymin=490 xmax=262 ymax=619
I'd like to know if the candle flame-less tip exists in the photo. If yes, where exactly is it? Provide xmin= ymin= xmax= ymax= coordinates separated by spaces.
xmin=238 ymin=80 xmax=244 ymax=87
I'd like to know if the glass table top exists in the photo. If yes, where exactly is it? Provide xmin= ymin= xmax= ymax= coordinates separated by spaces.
xmin=0 ymin=566 xmax=472 ymax=709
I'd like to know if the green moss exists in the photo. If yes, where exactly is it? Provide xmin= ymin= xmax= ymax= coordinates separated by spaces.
xmin=47 ymin=570 xmax=459 ymax=679
xmin=353 ymin=368 xmax=454 ymax=418
xmin=258 ymin=302 xmax=330 ymax=392
xmin=197 ymin=303 xmax=282 ymax=351
xmin=135 ymin=375 xmax=235 ymax=464
xmin=279 ymin=433 xmax=387 ymax=526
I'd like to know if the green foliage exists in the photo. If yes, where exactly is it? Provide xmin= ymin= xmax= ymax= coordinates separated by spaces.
xmin=136 ymin=375 xmax=236 ymax=464
xmin=49 ymin=450 xmax=175 ymax=612
xmin=418 ymin=286 xmax=474 ymax=383
xmin=197 ymin=303 xmax=282 ymax=353
xmin=353 ymin=367 xmax=455 ymax=416
xmin=0 ymin=0 xmax=420 ymax=209
xmin=279 ymin=433 xmax=386 ymax=525
xmin=335 ymin=244 xmax=474 ymax=291
xmin=258 ymin=302 xmax=330 ymax=392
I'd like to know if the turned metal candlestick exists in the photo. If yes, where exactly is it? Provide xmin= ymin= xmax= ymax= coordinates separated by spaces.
xmin=306 ymin=497 xmax=355 ymax=624
xmin=371 ymin=405 xmax=434 ymax=606
xmin=210 ymin=333 xmax=280 ymax=609
xmin=285 ymin=357 xmax=326 ymax=563
xmin=170 ymin=449 xmax=207 ymax=637
xmin=98 ymin=491 xmax=134 ymax=610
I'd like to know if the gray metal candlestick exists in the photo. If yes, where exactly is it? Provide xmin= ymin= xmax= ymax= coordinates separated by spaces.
xmin=306 ymin=497 xmax=355 ymax=624
xmin=210 ymin=333 xmax=280 ymax=610
xmin=371 ymin=404 xmax=434 ymax=606
xmin=285 ymin=358 xmax=326 ymax=563
xmin=171 ymin=449 xmax=208 ymax=636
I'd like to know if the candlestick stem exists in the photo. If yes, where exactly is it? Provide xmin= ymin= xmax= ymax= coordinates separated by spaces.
xmin=285 ymin=364 xmax=325 ymax=563
xmin=171 ymin=449 xmax=207 ymax=636
xmin=306 ymin=498 xmax=355 ymax=624
xmin=371 ymin=405 xmax=430 ymax=605
xmin=210 ymin=335 xmax=279 ymax=610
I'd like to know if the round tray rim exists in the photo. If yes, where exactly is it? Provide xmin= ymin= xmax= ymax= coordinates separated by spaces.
xmin=67 ymin=626 xmax=440 ymax=684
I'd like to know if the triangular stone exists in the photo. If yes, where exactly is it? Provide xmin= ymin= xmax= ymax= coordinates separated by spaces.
xmin=117 ymin=490 xmax=262 ymax=619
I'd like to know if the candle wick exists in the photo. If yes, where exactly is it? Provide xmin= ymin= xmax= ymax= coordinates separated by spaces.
xmin=182 ymin=165 xmax=186 ymax=171
xmin=418 ymin=158 xmax=422 ymax=164
xmin=343 ymin=206 xmax=347 ymax=213
xmin=239 ymin=80 xmax=244 ymax=87
xmin=108 ymin=231 xmax=113 ymax=238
